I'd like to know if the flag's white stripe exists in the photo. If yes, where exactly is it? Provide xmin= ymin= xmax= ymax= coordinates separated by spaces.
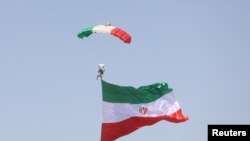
xmin=102 ymin=91 xmax=181 ymax=123
xmin=92 ymin=25 xmax=116 ymax=34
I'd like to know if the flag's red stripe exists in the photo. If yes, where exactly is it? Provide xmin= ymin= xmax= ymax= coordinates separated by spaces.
xmin=101 ymin=109 xmax=188 ymax=141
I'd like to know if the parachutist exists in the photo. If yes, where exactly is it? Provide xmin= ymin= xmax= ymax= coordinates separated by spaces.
xmin=96 ymin=64 xmax=105 ymax=80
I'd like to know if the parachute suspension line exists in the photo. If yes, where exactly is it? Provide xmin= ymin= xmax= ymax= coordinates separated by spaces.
xmin=97 ymin=37 xmax=121 ymax=64
xmin=97 ymin=37 xmax=124 ymax=65
xmin=97 ymin=41 xmax=114 ymax=64
xmin=109 ymin=44 xmax=121 ymax=60
xmin=97 ymin=42 xmax=106 ymax=65
xmin=105 ymin=39 xmax=123 ymax=64
xmin=96 ymin=38 xmax=116 ymax=65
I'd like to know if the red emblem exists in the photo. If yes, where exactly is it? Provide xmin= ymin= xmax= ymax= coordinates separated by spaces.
xmin=139 ymin=106 xmax=148 ymax=115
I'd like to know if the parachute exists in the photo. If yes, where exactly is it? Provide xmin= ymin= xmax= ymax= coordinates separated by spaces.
xmin=77 ymin=24 xmax=131 ymax=44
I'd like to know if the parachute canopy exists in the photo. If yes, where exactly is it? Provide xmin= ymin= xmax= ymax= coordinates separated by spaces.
xmin=77 ymin=24 xmax=131 ymax=44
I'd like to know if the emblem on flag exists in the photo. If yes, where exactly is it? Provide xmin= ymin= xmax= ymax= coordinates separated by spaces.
xmin=139 ymin=106 xmax=148 ymax=115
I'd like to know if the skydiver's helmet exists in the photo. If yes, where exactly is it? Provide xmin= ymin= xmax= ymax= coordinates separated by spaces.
xmin=99 ymin=64 xmax=105 ymax=70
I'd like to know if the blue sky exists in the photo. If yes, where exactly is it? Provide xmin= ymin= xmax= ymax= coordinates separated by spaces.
xmin=1 ymin=0 xmax=250 ymax=141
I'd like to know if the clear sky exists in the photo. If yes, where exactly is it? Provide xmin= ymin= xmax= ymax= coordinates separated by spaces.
xmin=1 ymin=0 xmax=250 ymax=141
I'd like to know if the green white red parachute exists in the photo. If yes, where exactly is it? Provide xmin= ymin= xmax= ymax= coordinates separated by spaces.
xmin=77 ymin=24 xmax=131 ymax=44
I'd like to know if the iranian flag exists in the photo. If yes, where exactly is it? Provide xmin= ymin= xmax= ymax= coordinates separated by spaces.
xmin=101 ymin=80 xmax=189 ymax=141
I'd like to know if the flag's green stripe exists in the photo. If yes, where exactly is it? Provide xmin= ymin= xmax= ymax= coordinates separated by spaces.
xmin=102 ymin=80 xmax=172 ymax=104
xmin=77 ymin=26 xmax=94 ymax=38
